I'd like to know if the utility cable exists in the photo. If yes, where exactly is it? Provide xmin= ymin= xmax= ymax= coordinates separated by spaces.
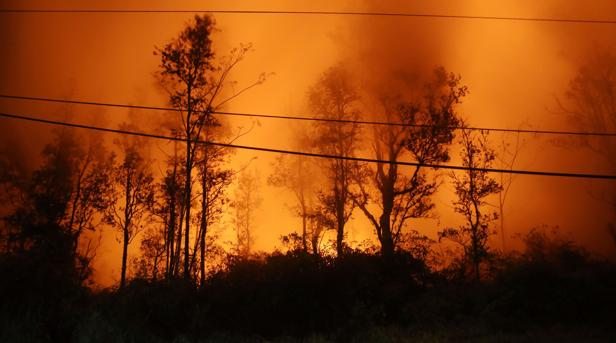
xmin=0 ymin=9 xmax=614 ymax=25
xmin=2 ymin=94 xmax=615 ymax=137
xmin=1 ymin=111 xmax=616 ymax=180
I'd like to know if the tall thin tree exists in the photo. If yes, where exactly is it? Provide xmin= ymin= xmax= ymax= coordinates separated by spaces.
xmin=439 ymin=129 xmax=501 ymax=281
xmin=157 ymin=14 xmax=266 ymax=279
xmin=268 ymin=142 xmax=319 ymax=253
xmin=232 ymin=168 xmax=262 ymax=259
xmin=308 ymin=64 xmax=361 ymax=257
xmin=105 ymin=125 xmax=155 ymax=288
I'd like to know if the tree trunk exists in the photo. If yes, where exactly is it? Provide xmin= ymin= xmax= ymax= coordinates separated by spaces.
xmin=68 ymin=154 xmax=90 ymax=255
xmin=166 ymin=143 xmax=178 ymax=278
xmin=199 ymin=226 xmax=206 ymax=284
xmin=336 ymin=212 xmax=344 ymax=258
xmin=184 ymin=150 xmax=191 ymax=279
xmin=174 ymin=201 xmax=184 ymax=276
xmin=471 ymin=222 xmax=481 ymax=282
xmin=472 ymin=232 xmax=480 ymax=282
xmin=379 ymin=181 xmax=395 ymax=260
xmin=379 ymin=213 xmax=394 ymax=260
xmin=167 ymin=199 xmax=176 ymax=277
xmin=120 ymin=225 xmax=129 ymax=289
xmin=184 ymin=86 xmax=192 ymax=280
xmin=301 ymin=211 xmax=308 ymax=253
xmin=335 ymin=177 xmax=345 ymax=258
xmin=310 ymin=216 xmax=320 ymax=256
xmin=199 ymin=164 xmax=208 ymax=285
xmin=499 ymin=194 xmax=506 ymax=252
xmin=120 ymin=169 xmax=132 ymax=289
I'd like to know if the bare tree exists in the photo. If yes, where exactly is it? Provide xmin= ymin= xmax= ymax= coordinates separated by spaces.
xmin=439 ymin=129 xmax=501 ymax=281
xmin=495 ymin=130 xmax=526 ymax=252
xmin=268 ymin=141 xmax=319 ymax=253
xmin=232 ymin=168 xmax=262 ymax=259
xmin=559 ymin=50 xmax=616 ymax=167
xmin=194 ymin=141 xmax=233 ymax=284
xmin=105 ymin=124 xmax=155 ymax=289
xmin=152 ymin=135 xmax=186 ymax=279
xmin=133 ymin=226 xmax=166 ymax=280
xmin=557 ymin=49 xmax=616 ymax=222
xmin=156 ymin=14 xmax=266 ymax=280
xmin=354 ymin=67 xmax=467 ymax=260
xmin=192 ymin=117 xmax=253 ymax=283
xmin=308 ymin=64 xmax=361 ymax=257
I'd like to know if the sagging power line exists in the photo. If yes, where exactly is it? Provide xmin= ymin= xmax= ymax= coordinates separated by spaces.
xmin=2 ymin=94 xmax=615 ymax=137
xmin=0 ymin=8 xmax=615 ymax=25
xmin=1 ymin=110 xmax=615 ymax=180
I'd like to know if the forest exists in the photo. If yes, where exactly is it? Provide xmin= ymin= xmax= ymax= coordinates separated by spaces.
xmin=1 ymin=6 xmax=616 ymax=343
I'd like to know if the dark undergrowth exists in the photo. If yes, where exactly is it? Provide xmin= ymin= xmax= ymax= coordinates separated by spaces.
xmin=1 ymin=245 xmax=615 ymax=342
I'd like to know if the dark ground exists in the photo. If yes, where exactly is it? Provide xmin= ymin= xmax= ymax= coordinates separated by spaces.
xmin=1 ymin=239 xmax=615 ymax=343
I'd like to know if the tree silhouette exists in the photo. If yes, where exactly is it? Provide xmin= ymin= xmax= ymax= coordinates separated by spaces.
xmin=354 ymin=67 xmax=466 ymax=260
xmin=559 ymin=50 xmax=616 ymax=168
xmin=308 ymin=64 xmax=361 ymax=257
xmin=104 ymin=124 xmax=155 ymax=288
xmin=496 ymin=130 xmax=526 ymax=252
xmin=232 ymin=168 xmax=262 ymax=259
xmin=5 ymin=128 xmax=113 ymax=280
xmin=133 ymin=225 xmax=166 ymax=280
xmin=156 ymin=14 xmax=266 ymax=280
xmin=0 ymin=152 xmax=22 ymax=253
xmin=268 ymin=144 xmax=320 ymax=254
xmin=439 ymin=129 xmax=501 ymax=281
xmin=557 ymin=49 xmax=616 ymax=232
xmin=150 ymin=135 xmax=186 ymax=278
xmin=194 ymin=140 xmax=233 ymax=284
xmin=56 ymin=130 xmax=114 ymax=274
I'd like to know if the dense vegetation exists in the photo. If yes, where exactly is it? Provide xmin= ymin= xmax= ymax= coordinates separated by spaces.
xmin=1 ymin=231 xmax=615 ymax=342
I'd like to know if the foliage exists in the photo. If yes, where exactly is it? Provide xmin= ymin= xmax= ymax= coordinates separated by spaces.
xmin=231 ymin=168 xmax=262 ymax=259
xmin=156 ymin=14 xmax=266 ymax=280
xmin=269 ymin=153 xmax=322 ymax=255
xmin=558 ymin=49 xmax=616 ymax=167
xmin=439 ymin=129 xmax=501 ymax=281
xmin=4 ymin=129 xmax=113 ymax=280
xmin=194 ymin=140 xmax=234 ymax=284
xmin=104 ymin=125 xmax=155 ymax=288
xmin=3 ymin=237 xmax=615 ymax=342
xmin=308 ymin=64 xmax=361 ymax=257
xmin=557 ymin=49 xmax=616 ymax=231
xmin=354 ymin=67 xmax=467 ymax=259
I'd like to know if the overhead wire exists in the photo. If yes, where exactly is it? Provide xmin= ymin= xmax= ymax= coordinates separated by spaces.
xmin=1 ymin=7 xmax=614 ymax=178
xmin=0 ymin=8 xmax=615 ymax=25
xmin=1 ymin=110 xmax=615 ymax=180
xmin=2 ymin=94 xmax=615 ymax=137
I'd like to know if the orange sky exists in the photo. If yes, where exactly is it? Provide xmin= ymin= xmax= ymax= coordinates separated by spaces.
xmin=1 ymin=0 xmax=616 ymax=286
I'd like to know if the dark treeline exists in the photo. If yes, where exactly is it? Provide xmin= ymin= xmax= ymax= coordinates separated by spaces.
xmin=1 ymin=14 xmax=616 ymax=342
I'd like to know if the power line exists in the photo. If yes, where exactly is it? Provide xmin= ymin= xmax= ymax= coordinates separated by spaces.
xmin=0 ymin=8 xmax=615 ymax=25
xmin=1 ymin=110 xmax=615 ymax=180
xmin=2 ymin=94 xmax=615 ymax=137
